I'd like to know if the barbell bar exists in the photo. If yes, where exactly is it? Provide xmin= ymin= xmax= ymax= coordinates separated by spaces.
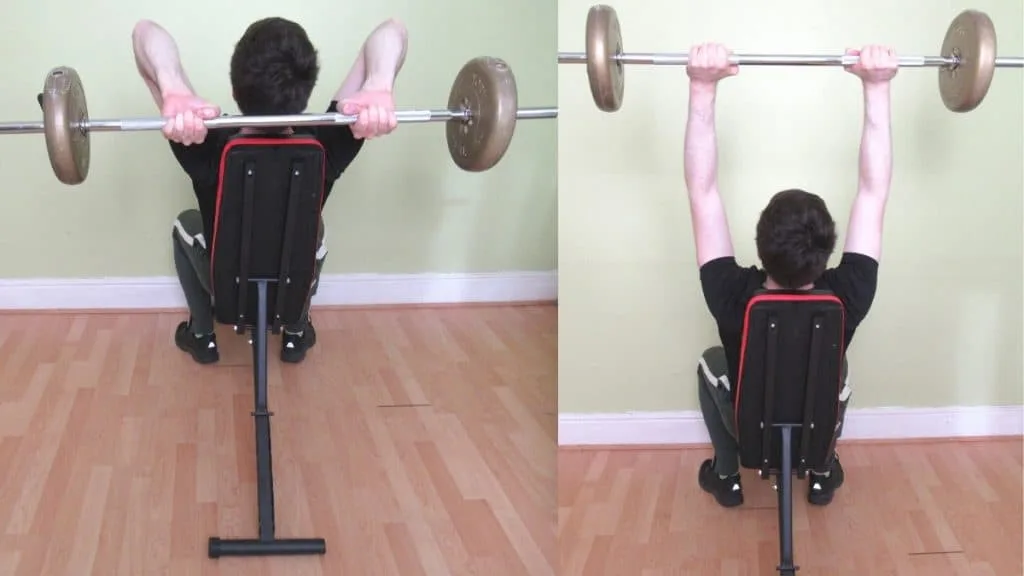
xmin=559 ymin=4 xmax=1024 ymax=113
xmin=558 ymin=52 xmax=1024 ymax=68
xmin=4 ymin=56 xmax=558 ymax=186
xmin=0 ymin=107 xmax=559 ymax=134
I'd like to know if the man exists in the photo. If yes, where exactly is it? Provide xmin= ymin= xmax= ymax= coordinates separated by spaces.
xmin=131 ymin=16 xmax=407 ymax=365
xmin=685 ymin=44 xmax=898 ymax=508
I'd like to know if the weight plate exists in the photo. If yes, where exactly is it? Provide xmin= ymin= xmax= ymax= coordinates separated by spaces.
xmin=446 ymin=56 xmax=518 ymax=172
xmin=42 ymin=66 xmax=91 ymax=185
xmin=585 ymin=5 xmax=625 ymax=112
xmin=939 ymin=10 xmax=997 ymax=113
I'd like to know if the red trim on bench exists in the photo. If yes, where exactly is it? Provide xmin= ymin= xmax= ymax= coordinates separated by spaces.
xmin=733 ymin=293 xmax=846 ymax=444
xmin=209 ymin=137 xmax=326 ymax=300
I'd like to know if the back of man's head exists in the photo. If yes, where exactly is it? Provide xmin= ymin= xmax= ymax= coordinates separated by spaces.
xmin=755 ymin=188 xmax=837 ymax=288
xmin=230 ymin=17 xmax=320 ymax=116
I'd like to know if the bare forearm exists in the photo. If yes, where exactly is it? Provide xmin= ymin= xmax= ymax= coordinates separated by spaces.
xmin=857 ymin=84 xmax=892 ymax=198
xmin=361 ymin=19 xmax=408 ymax=92
xmin=685 ymin=84 xmax=719 ymax=200
xmin=132 ymin=20 xmax=193 ymax=101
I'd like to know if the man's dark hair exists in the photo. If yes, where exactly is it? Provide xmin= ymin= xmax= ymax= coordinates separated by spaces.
xmin=755 ymin=189 xmax=837 ymax=288
xmin=230 ymin=18 xmax=320 ymax=116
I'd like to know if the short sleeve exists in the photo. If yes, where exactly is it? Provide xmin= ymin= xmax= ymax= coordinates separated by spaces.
xmin=699 ymin=256 xmax=762 ymax=324
xmin=168 ymin=131 xmax=227 ymax=186
xmin=818 ymin=252 xmax=879 ymax=328
xmin=315 ymin=101 xmax=366 ymax=182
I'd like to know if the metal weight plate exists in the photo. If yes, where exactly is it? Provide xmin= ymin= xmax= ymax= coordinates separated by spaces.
xmin=585 ymin=5 xmax=624 ymax=112
xmin=446 ymin=57 xmax=519 ymax=172
xmin=42 ymin=66 xmax=91 ymax=185
xmin=938 ymin=10 xmax=997 ymax=113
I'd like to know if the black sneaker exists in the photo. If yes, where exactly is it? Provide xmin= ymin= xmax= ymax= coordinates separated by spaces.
xmin=174 ymin=320 xmax=219 ymax=364
xmin=808 ymin=454 xmax=845 ymax=506
xmin=281 ymin=321 xmax=317 ymax=363
xmin=698 ymin=458 xmax=744 ymax=508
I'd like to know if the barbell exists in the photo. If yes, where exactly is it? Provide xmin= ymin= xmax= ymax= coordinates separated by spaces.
xmin=0 ymin=56 xmax=558 ymax=185
xmin=559 ymin=4 xmax=1024 ymax=113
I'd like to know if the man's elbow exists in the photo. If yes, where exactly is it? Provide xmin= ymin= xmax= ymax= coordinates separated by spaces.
xmin=685 ymin=180 xmax=718 ymax=201
xmin=132 ymin=20 xmax=154 ymax=40
xmin=855 ymin=182 xmax=891 ymax=204
xmin=380 ymin=18 xmax=408 ymax=40
xmin=132 ymin=19 xmax=164 ymax=49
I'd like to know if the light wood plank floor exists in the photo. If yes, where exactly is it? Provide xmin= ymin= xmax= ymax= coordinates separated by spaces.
xmin=0 ymin=305 xmax=556 ymax=575
xmin=559 ymin=439 xmax=1023 ymax=575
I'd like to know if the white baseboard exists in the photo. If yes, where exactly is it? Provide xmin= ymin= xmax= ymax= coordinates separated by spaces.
xmin=558 ymin=405 xmax=1024 ymax=446
xmin=0 ymin=271 xmax=557 ymax=311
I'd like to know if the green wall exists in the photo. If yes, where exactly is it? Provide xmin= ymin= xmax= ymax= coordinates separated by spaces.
xmin=0 ymin=0 xmax=556 ymax=277
xmin=558 ymin=0 xmax=1024 ymax=412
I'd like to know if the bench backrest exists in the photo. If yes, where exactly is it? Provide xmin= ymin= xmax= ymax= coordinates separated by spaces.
xmin=734 ymin=291 xmax=847 ymax=475
xmin=209 ymin=136 xmax=326 ymax=332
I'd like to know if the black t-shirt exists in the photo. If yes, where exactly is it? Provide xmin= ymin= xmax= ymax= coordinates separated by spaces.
xmin=169 ymin=101 xmax=364 ymax=237
xmin=699 ymin=252 xmax=879 ymax=397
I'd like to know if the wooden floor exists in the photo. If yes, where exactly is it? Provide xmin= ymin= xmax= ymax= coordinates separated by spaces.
xmin=0 ymin=305 xmax=557 ymax=575
xmin=559 ymin=439 xmax=1023 ymax=575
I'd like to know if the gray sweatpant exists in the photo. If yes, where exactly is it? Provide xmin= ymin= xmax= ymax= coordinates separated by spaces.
xmin=696 ymin=345 xmax=852 ymax=476
xmin=171 ymin=208 xmax=326 ymax=335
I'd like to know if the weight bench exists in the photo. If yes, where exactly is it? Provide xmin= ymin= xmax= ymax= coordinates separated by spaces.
xmin=206 ymin=135 xmax=328 ymax=559
xmin=733 ymin=291 xmax=846 ymax=576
